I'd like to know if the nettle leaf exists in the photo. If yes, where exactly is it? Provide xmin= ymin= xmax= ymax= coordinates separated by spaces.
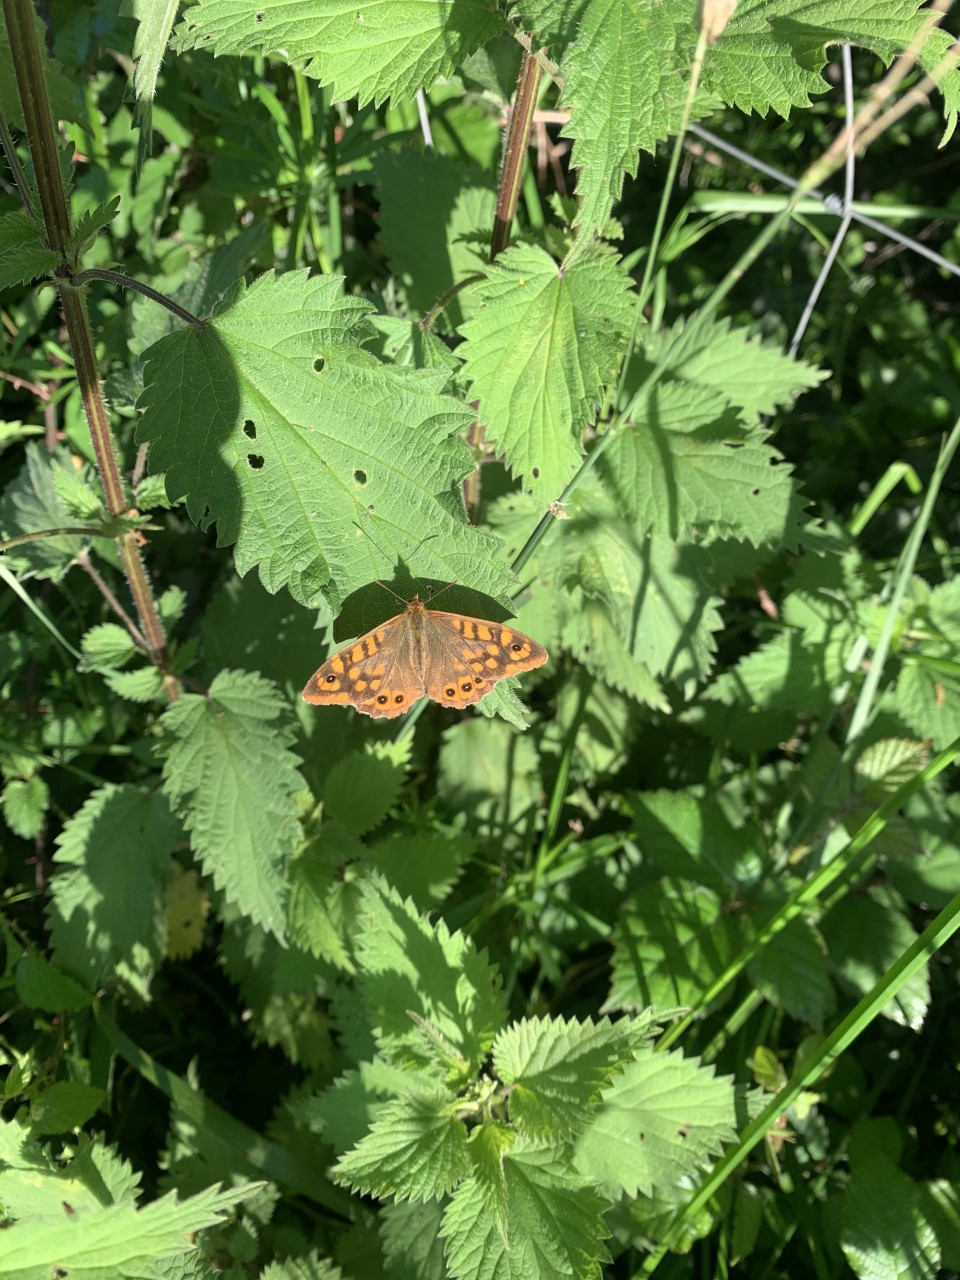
xmin=553 ymin=483 xmax=724 ymax=693
xmin=822 ymin=887 xmax=930 ymax=1031
xmin=322 ymin=749 xmax=406 ymax=838
xmin=382 ymin=1199 xmax=447 ymax=1280
xmin=261 ymin=1250 xmax=345 ymax=1280
xmin=104 ymin=665 xmax=166 ymax=703
xmin=1 ymin=775 xmax=49 ymax=841
xmin=14 ymin=953 xmax=92 ymax=1013
xmin=137 ymin=271 xmax=514 ymax=611
xmin=639 ymin=314 xmax=826 ymax=421
xmin=355 ymin=878 xmax=506 ymax=1079
xmin=574 ymin=1046 xmax=738 ymax=1198
xmin=0 ymin=212 xmax=58 ymax=288
xmin=707 ymin=0 xmax=960 ymax=139
xmin=365 ymin=831 xmax=472 ymax=909
xmin=841 ymin=1154 xmax=940 ymax=1280
xmin=0 ymin=443 xmax=89 ymax=579
xmin=556 ymin=0 xmax=709 ymax=237
xmin=563 ymin=602 xmax=668 ymax=711
xmin=80 ymin=623 xmax=140 ymax=671
xmin=457 ymin=243 xmax=634 ymax=496
xmin=601 ymin=382 xmax=803 ymax=548
xmin=45 ymin=784 xmax=177 ymax=1001
xmin=746 ymin=916 xmax=834 ymax=1030
xmin=441 ymin=1139 xmax=611 ymax=1280
xmin=493 ymin=1015 xmax=643 ymax=1140
xmin=628 ymin=790 xmax=765 ymax=896
xmin=334 ymin=1090 xmax=471 ymax=1203
xmin=604 ymin=879 xmax=741 ymax=1013
xmin=0 ymin=1179 xmax=256 ymax=1278
xmin=159 ymin=670 xmax=305 ymax=941
xmin=175 ymin=0 xmax=505 ymax=107
xmin=896 ymin=662 xmax=960 ymax=753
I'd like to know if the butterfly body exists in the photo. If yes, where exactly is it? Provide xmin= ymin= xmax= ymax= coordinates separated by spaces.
xmin=302 ymin=594 xmax=548 ymax=718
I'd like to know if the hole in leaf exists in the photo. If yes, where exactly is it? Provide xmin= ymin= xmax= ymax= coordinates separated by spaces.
xmin=532 ymin=466 xmax=540 ymax=479
xmin=314 ymin=357 xmax=325 ymax=372
xmin=255 ymin=10 xmax=264 ymax=20
xmin=248 ymin=454 xmax=265 ymax=470
xmin=751 ymin=488 xmax=760 ymax=496
xmin=353 ymin=469 xmax=367 ymax=486
xmin=243 ymin=420 xmax=256 ymax=439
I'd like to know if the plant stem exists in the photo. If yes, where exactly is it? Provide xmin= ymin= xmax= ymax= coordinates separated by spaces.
xmin=2 ymin=0 xmax=180 ymax=700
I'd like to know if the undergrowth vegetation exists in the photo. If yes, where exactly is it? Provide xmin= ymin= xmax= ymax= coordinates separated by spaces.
xmin=1 ymin=2 xmax=959 ymax=1278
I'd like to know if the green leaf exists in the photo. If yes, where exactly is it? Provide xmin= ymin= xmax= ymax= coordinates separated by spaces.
xmin=574 ymin=1046 xmax=738 ymax=1197
xmin=80 ymin=622 xmax=140 ymax=671
xmin=628 ymin=790 xmax=765 ymax=895
xmin=458 ymin=243 xmax=633 ymax=496
xmin=14 ymin=954 xmax=93 ymax=1012
xmin=897 ymin=661 xmax=960 ymax=752
xmin=104 ymin=665 xmax=166 ymax=702
xmin=1 ymin=774 xmax=49 ymax=840
xmin=0 ymin=1124 xmax=140 ymax=1224
xmin=557 ymin=0 xmax=706 ymax=237
xmin=30 ymin=1081 xmax=105 ymax=1135
xmin=438 ymin=717 xmax=544 ymax=840
xmin=604 ymin=879 xmax=741 ymax=1013
xmin=639 ymin=313 xmax=826 ymax=421
xmin=382 ymin=1198 xmax=447 ymax=1280
xmin=0 ymin=1180 xmax=257 ymax=1277
xmin=822 ymin=887 xmax=930 ymax=1031
xmin=746 ymin=916 xmax=833 ymax=1029
xmin=46 ymin=784 xmax=177 ymax=1000
xmin=175 ymin=0 xmax=505 ymax=106
xmin=323 ymin=748 xmax=406 ymax=838
xmin=365 ymin=831 xmax=471 ymax=908
xmin=288 ymin=851 xmax=352 ymax=970
xmin=841 ymin=1154 xmax=940 ymax=1280
xmin=334 ymin=1091 xmax=470 ymax=1203
xmin=0 ymin=212 xmax=58 ymax=288
xmin=52 ymin=466 xmax=103 ymax=521
xmin=70 ymin=195 xmax=122 ymax=256
xmin=601 ymin=383 xmax=803 ymax=548
xmin=260 ymin=1251 xmax=344 ymax=1280
xmin=159 ymin=670 xmax=304 ymax=941
xmin=137 ymin=271 xmax=516 ymax=610
xmin=493 ymin=1015 xmax=642 ymax=1140
xmin=0 ymin=443 xmax=90 ymax=579
xmin=355 ymin=878 xmax=506 ymax=1079
xmin=548 ymin=484 xmax=724 ymax=692
xmin=441 ymin=1139 xmax=611 ymax=1280
xmin=707 ymin=0 xmax=960 ymax=142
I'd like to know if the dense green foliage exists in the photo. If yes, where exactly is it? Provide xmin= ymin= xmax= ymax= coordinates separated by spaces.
xmin=1 ymin=2 xmax=959 ymax=1278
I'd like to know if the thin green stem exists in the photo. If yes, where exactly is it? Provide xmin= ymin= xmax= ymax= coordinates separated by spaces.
xmin=643 ymin=889 xmax=960 ymax=1273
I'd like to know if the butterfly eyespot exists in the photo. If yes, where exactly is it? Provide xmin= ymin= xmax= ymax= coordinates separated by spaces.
xmin=393 ymin=694 xmax=405 ymax=704
xmin=376 ymin=695 xmax=389 ymax=705
xmin=324 ymin=675 xmax=336 ymax=684
xmin=445 ymin=686 xmax=456 ymax=697
xmin=460 ymin=682 xmax=472 ymax=692
xmin=511 ymin=642 xmax=523 ymax=652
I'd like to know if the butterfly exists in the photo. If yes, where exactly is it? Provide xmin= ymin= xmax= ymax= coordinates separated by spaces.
xmin=302 ymin=593 xmax=548 ymax=719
